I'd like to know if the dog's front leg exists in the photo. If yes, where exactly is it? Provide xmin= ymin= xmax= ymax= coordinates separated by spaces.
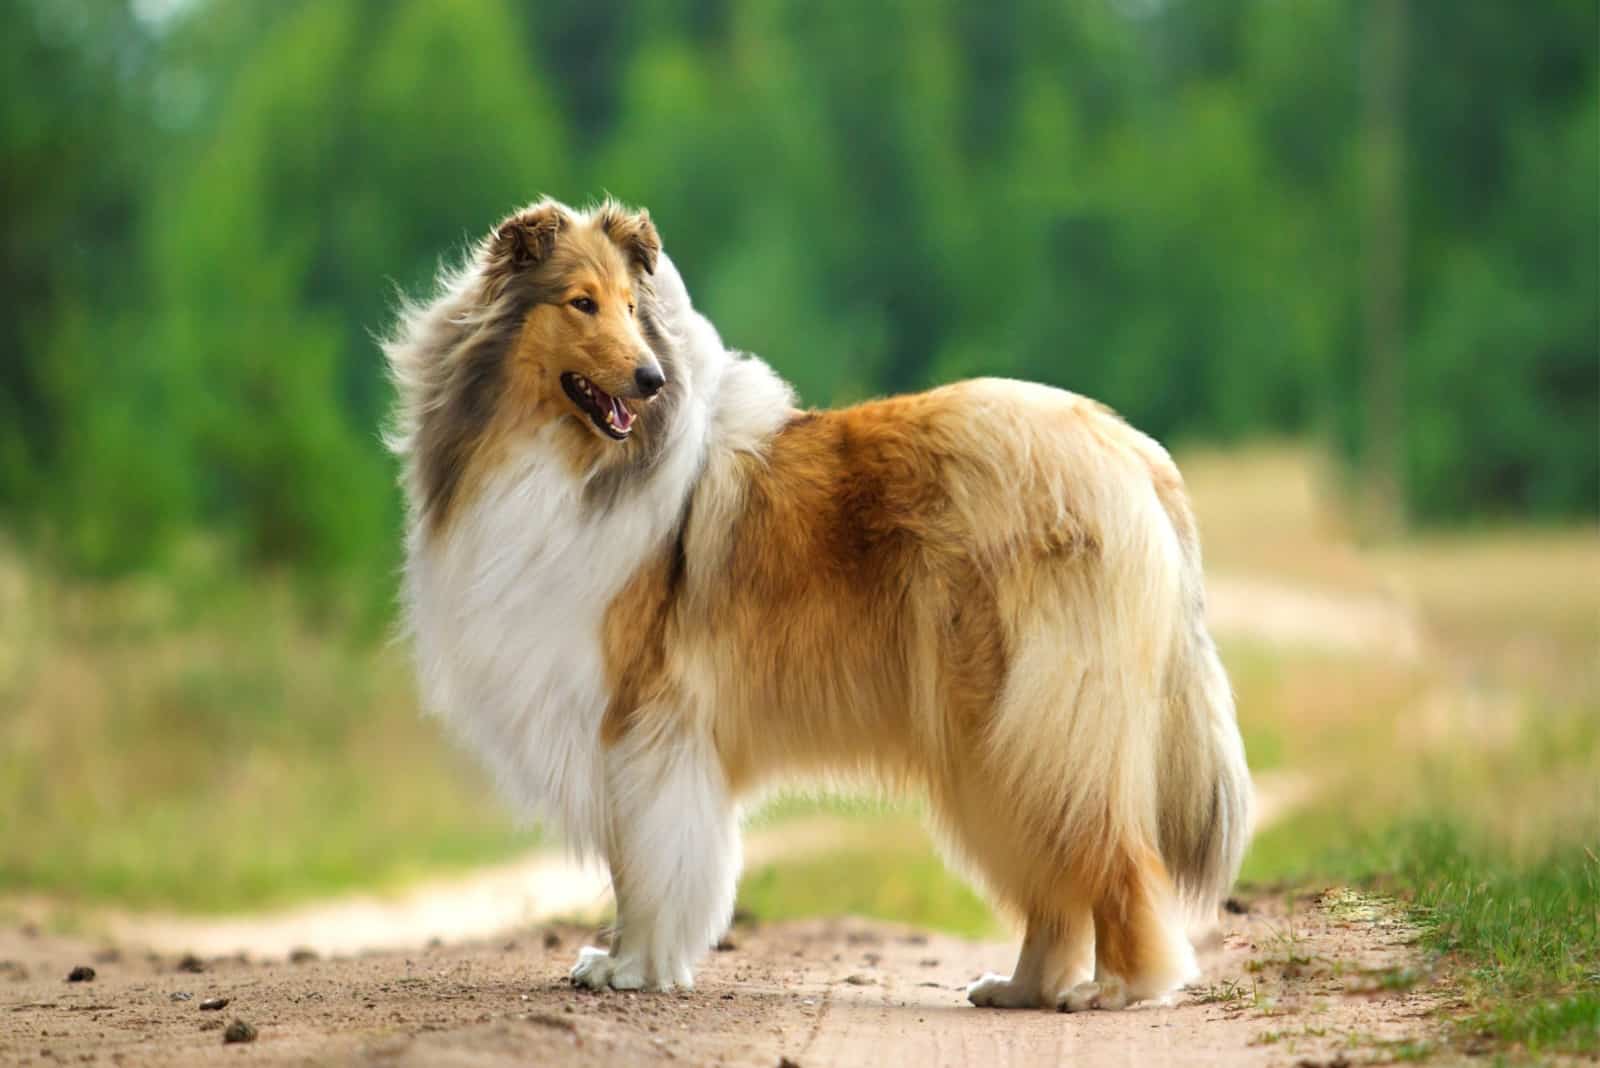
xmin=570 ymin=723 xmax=740 ymax=991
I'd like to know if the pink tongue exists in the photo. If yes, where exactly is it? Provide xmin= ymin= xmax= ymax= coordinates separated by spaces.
xmin=611 ymin=396 xmax=634 ymax=431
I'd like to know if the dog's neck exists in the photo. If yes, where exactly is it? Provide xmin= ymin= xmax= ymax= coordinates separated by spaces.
xmin=579 ymin=259 xmax=796 ymax=540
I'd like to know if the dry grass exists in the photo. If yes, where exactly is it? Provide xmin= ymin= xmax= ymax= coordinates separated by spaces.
xmin=1180 ymin=443 xmax=1385 ymax=593
xmin=0 ymin=540 xmax=531 ymax=913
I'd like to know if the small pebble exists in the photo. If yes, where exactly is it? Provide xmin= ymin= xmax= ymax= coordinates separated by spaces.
xmin=843 ymin=973 xmax=874 ymax=986
xmin=170 ymin=992 xmax=193 ymax=1002
xmin=66 ymin=966 xmax=95 ymax=983
xmin=177 ymin=954 xmax=205 ymax=974
xmin=223 ymin=1019 xmax=257 ymax=1044
xmin=288 ymin=947 xmax=318 ymax=964
xmin=200 ymin=997 xmax=229 ymax=1011
xmin=542 ymin=930 xmax=562 ymax=950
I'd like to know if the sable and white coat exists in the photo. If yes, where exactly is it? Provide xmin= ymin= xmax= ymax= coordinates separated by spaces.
xmin=387 ymin=200 xmax=1251 ymax=1008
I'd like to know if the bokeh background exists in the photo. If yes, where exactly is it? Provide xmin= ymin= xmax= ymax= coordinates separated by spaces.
xmin=2 ymin=0 xmax=1595 ymax=1054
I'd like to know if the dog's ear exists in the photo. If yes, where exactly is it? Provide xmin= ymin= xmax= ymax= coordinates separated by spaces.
xmin=599 ymin=203 xmax=660 ymax=276
xmin=491 ymin=201 xmax=566 ymax=272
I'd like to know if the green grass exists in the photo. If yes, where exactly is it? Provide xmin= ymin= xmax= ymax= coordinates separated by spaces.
xmin=1250 ymin=818 xmax=1600 ymax=1057
xmin=1243 ymin=697 xmax=1600 ymax=1059
xmin=1244 ymin=721 xmax=1599 ymax=1058
xmin=739 ymin=795 xmax=1001 ymax=936
xmin=1376 ymin=827 xmax=1598 ymax=1056
xmin=737 ymin=820 xmax=998 ymax=939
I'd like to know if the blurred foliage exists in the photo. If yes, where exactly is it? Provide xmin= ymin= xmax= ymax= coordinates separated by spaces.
xmin=0 ymin=0 xmax=1594 ymax=582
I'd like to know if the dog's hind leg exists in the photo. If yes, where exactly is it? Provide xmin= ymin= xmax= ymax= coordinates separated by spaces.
xmin=570 ymin=720 xmax=740 ymax=992
xmin=1057 ymin=845 xmax=1196 ymax=1011
xmin=968 ymin=904 xmax=1092 ymax=1009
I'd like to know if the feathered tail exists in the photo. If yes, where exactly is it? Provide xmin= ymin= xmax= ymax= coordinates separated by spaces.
xmin=1151 ymin=474 xmax=1253 ymax=910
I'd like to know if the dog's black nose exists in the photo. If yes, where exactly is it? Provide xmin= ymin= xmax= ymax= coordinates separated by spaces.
xmin=635 ymin=364 xmax=665 ymax=398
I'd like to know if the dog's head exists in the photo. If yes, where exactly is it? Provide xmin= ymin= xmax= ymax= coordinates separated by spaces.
xmin=388 ymin=198 xmax=684 ymax=528
xmin=489 ymin=199 xmax=664 ymax=443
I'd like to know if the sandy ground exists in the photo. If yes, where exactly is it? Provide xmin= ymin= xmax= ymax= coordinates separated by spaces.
xmin=1 ymin=888 xmax=1444 ymax=1068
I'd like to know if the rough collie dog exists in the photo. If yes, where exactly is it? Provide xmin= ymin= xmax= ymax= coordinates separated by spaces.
xmin=385 ymin=197 xmax=1252 ymax=1012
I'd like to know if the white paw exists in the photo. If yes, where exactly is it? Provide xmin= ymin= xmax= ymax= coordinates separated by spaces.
xmin=568 ymin=945 xmax=688 ymax=991
xmin=1058 ymin=977 xmax=1130 ymax=1012
xmin=966 ymin=972 xmax=1042 ymax=1009
xmin=569 ymin=945 xmax=615 ymax=990
xmin=608 ymin=960 xmax=648 ymax=990
xmin=569 ymin=946 xmax=649 ymax=991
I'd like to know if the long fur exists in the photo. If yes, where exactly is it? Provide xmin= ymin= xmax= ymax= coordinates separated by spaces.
xmin=386 ymin=199 xmax=1252 ymax=1007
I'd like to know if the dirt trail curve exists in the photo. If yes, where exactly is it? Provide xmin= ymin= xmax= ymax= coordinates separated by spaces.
xmin=1 ymin=887 xmax=1441 ymax=1067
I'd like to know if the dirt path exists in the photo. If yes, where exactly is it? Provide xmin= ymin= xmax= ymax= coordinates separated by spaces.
xmin=2 ymin=886 xmax=1443 ymax=1067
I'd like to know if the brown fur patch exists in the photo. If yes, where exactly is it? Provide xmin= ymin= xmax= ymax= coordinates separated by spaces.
xmin=600 ymin=532 xmax=685 ymax=747
xmin=1090 ymin=845 xmax=1180 ymax=982
xmin=599 ymin=387 xmax=1105 ymax=788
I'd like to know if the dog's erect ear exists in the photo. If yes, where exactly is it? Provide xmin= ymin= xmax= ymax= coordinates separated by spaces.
xmin=599 ymin=203 xmax=660 ymax=276
xmin=491 ymin=202 xmax=566 ymax=271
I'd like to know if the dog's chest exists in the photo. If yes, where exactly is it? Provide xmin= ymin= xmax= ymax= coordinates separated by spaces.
xmin=404 ymin=442 xmax=675 ymax=846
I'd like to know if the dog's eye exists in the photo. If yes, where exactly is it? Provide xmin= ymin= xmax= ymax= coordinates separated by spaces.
xmin=569 ymin=297 xmax=598 ymax=315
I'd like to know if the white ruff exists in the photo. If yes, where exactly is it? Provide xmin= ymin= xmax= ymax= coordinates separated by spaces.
xmin=401 ymin=253 xmax=791 ymax=859
xmin=404 ymin=422 xmax=693 ymax=854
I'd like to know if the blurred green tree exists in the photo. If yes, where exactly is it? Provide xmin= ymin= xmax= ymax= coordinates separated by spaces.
xmin=1 ymin=0 xmax=1593 ymax=583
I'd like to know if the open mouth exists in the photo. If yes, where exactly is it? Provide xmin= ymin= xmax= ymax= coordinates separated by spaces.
xmin=560 ymin=372 xmax=636 ymax=440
